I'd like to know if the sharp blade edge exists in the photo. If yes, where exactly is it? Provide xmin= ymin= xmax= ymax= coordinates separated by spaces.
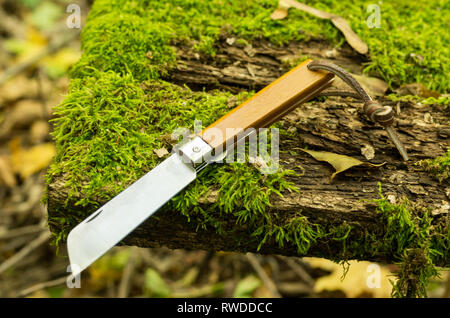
xmin=67 ymin=153 xmax=197 ymax=275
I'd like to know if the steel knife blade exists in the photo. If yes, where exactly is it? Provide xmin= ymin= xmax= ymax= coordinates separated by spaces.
xmin=67 ymin=153 xmax=198 ymax=276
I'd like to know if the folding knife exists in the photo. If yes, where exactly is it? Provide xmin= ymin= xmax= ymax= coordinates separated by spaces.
xmin=67 ymin=59 xmax=334 ymax=275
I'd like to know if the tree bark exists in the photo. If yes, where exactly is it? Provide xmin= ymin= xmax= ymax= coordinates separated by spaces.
xmin=47 ymin=40 xmax=449 ymax=266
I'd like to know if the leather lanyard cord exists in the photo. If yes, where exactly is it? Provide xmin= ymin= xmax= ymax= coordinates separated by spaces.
xmin=307 ymin=60 xmax=409 ymax=161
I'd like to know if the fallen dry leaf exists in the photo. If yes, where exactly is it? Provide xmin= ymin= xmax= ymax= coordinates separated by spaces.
xmin=271 ymin=0 xmax=368 ymax=54
xmin=0 ymin=76 xmax=39 ymax=104
xmin=226 ymin=37 xmax=236 ymax=46
xmin=352 ymin=74 xmax=389 ymax=97
xmin=329 ymin=16 xmax=368 ymax=55
xmin=270 ymin=4 xmax=289 ymax=20
xmin=0 ymin=100 xmax=44 ymax=138
xmin=227 ymin=95 xmax=237 ymax=108
xmin=305 ymin=258 xmax=394 ymax=298
xmin=396 ymin=83 xmax=440 ymax=98
xmin=300 ymin=148 xmax=385 ymax=181
xmin=153 ymin=148 xmax=169 ymax=158
xmin=281 ymin=0 xmax=330 ymax=19
xmin=30 ymin=120 xmax=50 ymax=144
xmin=9 ymin=138 xmax=56 ymax=179
xmin=361 ymin=144 xmax=375 ymax=160
xmin=0 ymin=155 xmax=16 ymax=187
xmin=330 ymin=73 xmax=389 ymax=97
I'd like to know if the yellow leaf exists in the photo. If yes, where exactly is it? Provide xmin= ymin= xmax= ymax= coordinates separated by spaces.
xmin=10 ymin=138 xmax=56 ymax=179
xmin=270 ymin=6 xmax=289 ymax=20
xmin=42 ymin=48 xmax=81 ymax=78
xmin=27 ymin=26 xmax=48 ymax=47
xmin=14 ymin=27 xmax=48 ymax=64
xmin=300 ymin=148 xmax=385 ymax=181
xmin=305 ymin=258 xmax=394 ymax=298
xmin=0 ymin=156 xmax=16 ymax=187
xmin=153 ymin=148 xmax=169 ymax=158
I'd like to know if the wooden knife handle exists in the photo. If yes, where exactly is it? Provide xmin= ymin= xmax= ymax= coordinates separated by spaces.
xmin=200 ymin=59 xmax=334 ymax=151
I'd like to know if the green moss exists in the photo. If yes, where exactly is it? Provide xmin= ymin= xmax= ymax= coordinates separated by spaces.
xmin=296 ymin=0 xmax=449 ymax=92
xmin=71 ymin=13 xmax=176 ymax=80
xmin=387 ymin=94 xmax=450 ymax=109
xmin=376 ymin=195 xmax=429 ymax=257
xmin=170 ymin=160 xmax=299 ymax=235
xmin=391 ymin=248 xmax=440 ymax=298
xmin=255 ymin=215 xmax=324 ymax=255
xmin=72 ymin=0 xmax=448 ymax=90
xmin=71 ymin=0 xmax=333 ymax=81
xmin=373 ymin=183 xmax=448 ymax=298
xmin=417 ymin=148 xmax=450 ymax=182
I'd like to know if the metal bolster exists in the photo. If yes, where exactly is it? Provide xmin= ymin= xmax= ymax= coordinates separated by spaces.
xmin=178 ymin=133 xmax=262 ymax=172
xmin=176 ymin=136 xmax=213 ymax=172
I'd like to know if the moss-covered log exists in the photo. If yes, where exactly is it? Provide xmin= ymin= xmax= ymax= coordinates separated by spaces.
xmin=47 ymin=39 xmax=449 ymax=266
xmin=46 ymin=0 xmax=449 ymax=277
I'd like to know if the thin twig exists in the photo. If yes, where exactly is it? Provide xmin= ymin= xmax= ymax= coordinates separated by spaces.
xmin=246 ymin=253 xmax=281 ymax=298
xmin=1 ymin=184 xmax=43 ymax=215
xmin=18 ymin=276 xmax=67 ymax=297
xmin=138 ymin=249 xmax=165 ymax=273
xmin=37 ymin=67 xmax=49 ymax=118
xmin=0 ymin=30 xmax=80 ymax=87
xmin=0 ymin=235 xmax=34 ymax=254
xmin=0 ymin=7 xmax=24 ymax=39
xmin=277 ymin=255 xmax=315 ymax=287
xmin=118 ymin=247 xmax=138 ymax=298
xmin=277 ymin=282 xmax=312 ymax=296
xmin=0 ymin=231 xmax=50 ymax=275
xmin=0 ymin=224 xmax=45 ymax=240
xmin=171 ymin=282 xmax=227 ymax=298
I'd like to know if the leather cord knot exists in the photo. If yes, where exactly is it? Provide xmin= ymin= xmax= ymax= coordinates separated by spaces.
xmin=363 ymin=101 xmax=394 ymax=127
xmin=307 ymin=60 xmax=408 ymax=161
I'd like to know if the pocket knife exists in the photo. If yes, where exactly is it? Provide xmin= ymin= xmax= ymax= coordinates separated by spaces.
xmin=67 ymin=59 xmax=336 ymax=275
